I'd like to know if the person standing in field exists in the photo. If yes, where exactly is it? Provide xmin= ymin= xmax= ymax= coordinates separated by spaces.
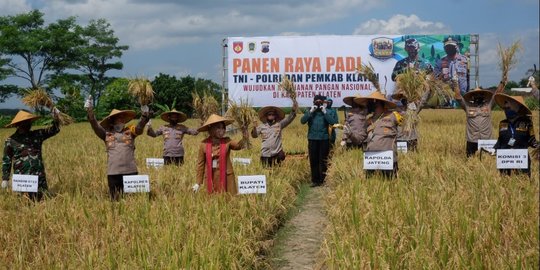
xmin=325 ymin=98 xmax=339 ymax=152
xmin=454 ymin=77 xmax=505 ymax=157
xmin=493 ymin=94 xmax=538 ymax=177
xmin=340 ymin=95 xmax=368 ymax=150
xmin=251 ymin=101 xmax=298 ymax=167
xmin=392 ymin=89 xmax=432 ymax=152
xmin=301 ymin=95 xmax=338 ymax=187
xmin=356 ymin=91 xmax=402 ymax=179
xmin=85 ymin=97 xmax=150 ymax=201
xmin=2 ymin=109 xmax=61 ymax=201
xmin=146 ymin=109 xmax=199 ymax=165
xmin=193 ymin=114 xmax=248 ymax=194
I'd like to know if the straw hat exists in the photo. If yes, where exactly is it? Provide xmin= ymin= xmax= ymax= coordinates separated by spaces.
xmin=197 ymin=114 xmax=234 ymax=132
xmin=160 ymin=109 xmax=187 ymax=123
xmin=463 ymin=88 xmax=494 ymax=103
xmin=494 ymin=93 xmax=531 ymax=115
xmin=258 ymin=106 xmax=285 ymax=122
xmin=99 ymin=109 xmax=136 ymax=128
xmin=5 ymin=110 xmax=40 ymax=128
xmin=353 ymin=91 xmax=397 ymax=109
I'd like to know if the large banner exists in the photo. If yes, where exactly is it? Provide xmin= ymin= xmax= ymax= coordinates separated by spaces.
xmin=227 ymin=34 xmax=471 ymax=107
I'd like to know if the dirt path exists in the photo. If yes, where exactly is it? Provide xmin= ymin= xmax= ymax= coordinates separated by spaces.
xmin=270 ymin=186 xmax=328 ymax=269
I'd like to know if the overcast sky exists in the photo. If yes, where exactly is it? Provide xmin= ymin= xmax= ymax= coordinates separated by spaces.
xmin=1 ymin=0 xmax=538 ymax=108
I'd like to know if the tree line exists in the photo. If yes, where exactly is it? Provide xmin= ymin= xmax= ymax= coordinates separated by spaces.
xmin=0 ymin=10 xmax=221 ymax=122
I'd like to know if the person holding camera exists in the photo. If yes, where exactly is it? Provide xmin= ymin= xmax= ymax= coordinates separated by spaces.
xmin=300 ymin=95 xmax=338 ymax=187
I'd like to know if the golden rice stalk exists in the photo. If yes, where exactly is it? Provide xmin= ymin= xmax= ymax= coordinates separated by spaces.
xmin=278 ymin=75 xmax=297 ymax=111
xmin=532 ymin=146 xmax=539 ymax=161
xmin=225 ymin=99 xmax=256 ymax=149
xmin=357 ymin=62 xmax=381 ymax=92
xmin=498 ymin=41 xmax=522 ymax=84
xmin=22 ymin=88 xmax=74 ymax=126
xmin=395 ymin=69 xmax=428 ymax=101
xmin=402 ymin=108 xmax=420 ymax=133
xmin=22 ymin=88 xmax=54 ymax=109
xmin=192 ymin=92 xmax=220 ymax=125
xmin=425 ymin=75 xmax=454 ymax=102
xmin=128 ymin=77 xmax=154 ymax=105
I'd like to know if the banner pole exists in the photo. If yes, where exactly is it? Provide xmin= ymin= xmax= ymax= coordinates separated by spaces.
xmin=221 ymin=38 xmax=228 ymax=115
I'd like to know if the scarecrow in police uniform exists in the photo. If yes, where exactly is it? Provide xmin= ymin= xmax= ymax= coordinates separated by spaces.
xmin=355 ymin=91 xmax=402 ymax=179
xmin=147 ymin=109 xmax=199 ymax=165
xmin=251 ymin=101 xmax=298 ymax=167
xmin=435 ymin=37 xmax=469 ymax=95
xmin=391 ymin=38 xmax=433 ymax=81
xmin=340 ymin=95 xmax=368 ymax=149
xmin=193 ymin=114 xmax=248 ymax=194
xmin=454 ymin=77 xmax=505 ymax=157
xmin=493 ymin=94 xmax=538 ymax=177
xmin=2 ymin=109 xmax=61 ymax=201
xmin=85 ymin=97 xmax=150 ymax=200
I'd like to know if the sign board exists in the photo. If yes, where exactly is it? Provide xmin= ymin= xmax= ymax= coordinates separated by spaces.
xmin=12 ymin=174 xmax=38 ymax=192
xmin=238 ymin=175 xmax=267 ymax=194
xmin=477 ymin=139 xmax=497 ymax=152
xmin=496 ymin=149 xmax=528 ymax=169
xmin=227 ymin=34 xmax=472 ymax=107
xmin=363 ymin=151 xmax=394 ymax=170
xmin=123 ymin=175 xmax=150 ymax=193
xmin=397 ymin=141 xmax=408 ymax=153
xmin=146 ymin=158 xmax=165 ymax=168
xmin=233 ymin=158 xmax=252 ymax=165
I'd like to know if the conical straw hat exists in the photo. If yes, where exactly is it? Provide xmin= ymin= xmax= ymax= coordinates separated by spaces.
xmin=197 ymin=114 xmax=234 ymax=132
xmin=494 ymin=93 xmax=531 ymax=115
xmin=99 ymin=109 xmax=136 ymax=128
xmin=353 ymin=91 xmax=396 ymax=109
xmin=5 ymin=110 xmax=40 ymax=128
xmin=463 ymin=88 xmax=493 ymax=103
xmin=161 ymin=109 xmax=187 ymax=123
xmin=258 ymin=106 xmax=285 ymax=122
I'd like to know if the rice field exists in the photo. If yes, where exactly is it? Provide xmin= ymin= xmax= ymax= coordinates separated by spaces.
xmin=0 ymin=109 xmax=538 ymax=269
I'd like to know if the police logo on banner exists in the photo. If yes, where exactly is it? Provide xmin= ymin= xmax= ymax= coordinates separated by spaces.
xmin=371 ymin=37 xmax=394 ymax=60
xmin=233 ymin=42 xmax=243 ymax=54
xmin=261 ymin=41 xmax=270 ymax=53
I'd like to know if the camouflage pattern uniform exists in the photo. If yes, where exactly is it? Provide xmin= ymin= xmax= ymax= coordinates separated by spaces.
xmin=391 ymin=58 xmax=433 ymax=81
xmin=2 ymin=123 xmax=60 ymax=197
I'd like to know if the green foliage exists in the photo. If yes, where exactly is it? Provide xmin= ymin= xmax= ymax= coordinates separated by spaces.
xmin=98 ymin=78 xmax=137 ymax=119
xmin=525 ymin=96 xmax=539 ymax=111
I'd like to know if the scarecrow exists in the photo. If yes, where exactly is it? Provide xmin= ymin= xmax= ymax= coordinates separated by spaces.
xmin=2 ymin=109 xmax=61 ymax=201
xmin=300 ymin=95 xmax=338 ymax=187
xmin=493 ymin=94 xmax=538 ymax=177
xmin=355 ymin=91 xmax=402 ymax=179
xmin=85 ymin=97 xmax=150 ymax=200
xmin=193 ymin=114 xmax=248 ymax=194
xmin=251 ymin=101 xmax=297 ymax=167
xmin=147 ymin=109 xmax=199 ymax=165
xmin=340 ymin=95 xmax=368 ymax=150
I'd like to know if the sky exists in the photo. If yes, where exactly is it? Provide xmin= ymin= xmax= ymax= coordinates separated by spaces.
xmin=0 ymin=0 xmax=538 ymax=108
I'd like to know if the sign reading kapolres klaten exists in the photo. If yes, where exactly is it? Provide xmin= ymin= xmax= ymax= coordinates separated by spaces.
xmin=227 ymin=35 xmax=471 ymax=107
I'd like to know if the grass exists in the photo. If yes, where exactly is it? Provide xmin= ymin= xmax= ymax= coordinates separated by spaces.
xmin=323 ymin=109 xmax=539 ymax=269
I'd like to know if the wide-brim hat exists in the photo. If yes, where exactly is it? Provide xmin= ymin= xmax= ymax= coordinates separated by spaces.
xmin=5 ymin=110 xmax=40 ymax=128
xmin=258 ymin=106 xmax=285 ymax=122
xmin=197 ymin=114 xmax=234 ymax=132
xmin=494 ymin=93 xmax=531 ymax=115
xmin=463 ymin=88 xmax=494 ymax=103
xmin=161 ymin=109 xmax=187 ymax=123
xmin=99 ymin=109 xmax=136 ymax=128
xmin=343 ymin=95 xmax=366 ymax=106
xmin=353 ymin=91 xmax=397 ymax=109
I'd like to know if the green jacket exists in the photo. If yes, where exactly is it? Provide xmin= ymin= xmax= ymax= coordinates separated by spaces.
xmin=301 ymin=108 xmax=338 ymax=140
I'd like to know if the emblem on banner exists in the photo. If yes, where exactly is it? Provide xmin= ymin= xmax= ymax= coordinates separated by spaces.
xmin=261 ymin=41 xmax=270 ymax=53
xmin=248 ymin=42 xmax=256 ymax=53
xmin=233 ymin=42 xmax=243 ymax=54
xmin=371 ymin=37 xmax=394 ymax=60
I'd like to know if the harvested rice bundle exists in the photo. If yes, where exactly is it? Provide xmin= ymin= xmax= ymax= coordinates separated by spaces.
xmin=425 ymin=75 xmax=454 ymax=103
xmin=357 ymin=62 xmax=381 ymax=92
xmin=278 ymin=75 xmax=297 ymax=112
xmin=128 ymin=77 xmax=154 ymax=105
xmin=225 ymin=99 xmax=256 ymax=149
xmin=498 ymin=41 xmax=522 ymax=84
xmin=395 ymin=68 xmax=428 ymax=101
xmin=192 ymin=92 xmax=220 ymax=125
xmin=22 ymin=88 xmax=74 ymax=125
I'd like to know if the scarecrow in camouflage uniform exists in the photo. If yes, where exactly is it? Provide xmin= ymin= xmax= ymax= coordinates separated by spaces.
xmin=2 ymin=109 xmax=61 ymax=200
